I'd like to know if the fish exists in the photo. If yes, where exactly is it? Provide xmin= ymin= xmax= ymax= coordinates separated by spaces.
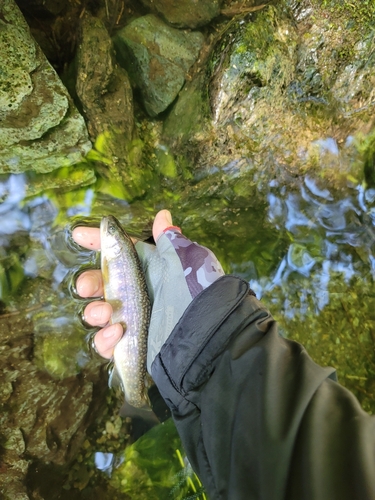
xmin=100 ymin=215 xmax=151 ymax=408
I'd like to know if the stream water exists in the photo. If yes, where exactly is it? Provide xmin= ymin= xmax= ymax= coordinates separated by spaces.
xmin=1 ymin=152 xmax=375 ymax=498
xmin=1 ymin=1 xmax=375 ymax=497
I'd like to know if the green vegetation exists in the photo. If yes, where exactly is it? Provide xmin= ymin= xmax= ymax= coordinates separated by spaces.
xmin=65 ymin=406 xmax=207 ymax=499
xmin=236 ymin=4 xmax=297 ymax=89
xmin=110 ymin=419 xmax=206 ymax=499
xmin=320 ymin=0 xmax=375 ymax=29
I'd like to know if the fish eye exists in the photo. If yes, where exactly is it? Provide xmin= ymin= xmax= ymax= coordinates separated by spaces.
xmin=108 ymin=223 xmax=116 ymax=235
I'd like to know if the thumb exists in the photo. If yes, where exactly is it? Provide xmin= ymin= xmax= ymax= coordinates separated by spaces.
xmin=152 ymin=209 xmax=175 ymax=241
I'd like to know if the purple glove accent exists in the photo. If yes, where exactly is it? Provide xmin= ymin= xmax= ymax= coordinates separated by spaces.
xmin=163 ymin=229 xmax=225 ymax=299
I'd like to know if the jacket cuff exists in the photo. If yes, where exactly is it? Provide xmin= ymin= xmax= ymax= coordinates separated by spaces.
xmin=151 ymin=275 xmax=270 ymax=410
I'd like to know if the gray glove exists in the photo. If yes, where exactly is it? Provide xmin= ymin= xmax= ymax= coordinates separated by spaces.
xmin=135 ymin=226 xmax=224 ymax=373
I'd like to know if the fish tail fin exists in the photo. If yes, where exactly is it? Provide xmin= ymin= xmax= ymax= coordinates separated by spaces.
xmin=108 ymin=362 xmax=152 ymax=409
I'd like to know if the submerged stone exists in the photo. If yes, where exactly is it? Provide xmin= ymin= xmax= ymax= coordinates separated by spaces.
xmin=0 ymin=276 xmax=109 ymax=498
xmin=139 ymin=0 xmax=222 ymax=28
xmin=24 ymin=164 xmax=96 ymax=199
xmin=163 ymin=74 xmax=208 ymax=147
xmin=0 ymin=0 xmax=91 ymax=174
xmin=114 ymin=14 xmax=204 ymax=116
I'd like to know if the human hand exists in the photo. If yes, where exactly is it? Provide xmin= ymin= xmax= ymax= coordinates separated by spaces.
xmin=73 ymin=209 xmax=224 ymax=373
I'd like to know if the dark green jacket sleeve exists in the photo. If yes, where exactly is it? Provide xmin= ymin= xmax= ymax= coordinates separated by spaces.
xmin=151 ymin=275 xmax=375 ymax=500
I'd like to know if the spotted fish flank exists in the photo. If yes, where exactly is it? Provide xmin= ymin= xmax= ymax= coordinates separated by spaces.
xmin=100 ymin=216 xmax=151 ymax=408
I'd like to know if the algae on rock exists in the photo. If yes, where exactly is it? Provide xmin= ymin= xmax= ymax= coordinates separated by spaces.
xmin=0 ymin=278 xmax=108 ymax=499
xmin=0 ymin=0 xmax=91 ymax=174
xmin=161 ymin=1 xmax=375 ymax=192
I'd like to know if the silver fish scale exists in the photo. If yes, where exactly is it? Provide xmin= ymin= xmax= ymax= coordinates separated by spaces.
xmin=100 ymin=216 xmax=151 ymax=408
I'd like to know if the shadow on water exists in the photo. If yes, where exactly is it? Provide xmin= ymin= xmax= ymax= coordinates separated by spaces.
xmin=1 ymin=156 xmax=375 ymax=497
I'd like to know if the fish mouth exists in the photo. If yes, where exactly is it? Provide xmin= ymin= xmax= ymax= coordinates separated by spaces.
xmin=100 ymin=216 xmax=109 ymax=233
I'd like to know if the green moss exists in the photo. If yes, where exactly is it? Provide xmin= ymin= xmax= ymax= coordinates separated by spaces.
xmin=155 ymin=145 xmax=178 ymax=178
xmin=163 ymin=75 xmax=209 ymax=145
xmin=35 ymin=329 xmax=88 ymax=379
xmin=228 ymin=4 xmax=298 ymax=90
xmin=320 ymin=0 xmax=375 ymax=29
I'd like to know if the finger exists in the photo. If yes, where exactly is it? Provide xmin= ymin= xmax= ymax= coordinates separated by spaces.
xmin=72 ymin=226 xmax=101 ymax=250
xmin=72 ymin=225 xmax=137 ymax=250
xmin=83 ymin=300 xmax=112 ymax=327
xmin=76 ymin=270 xmax=104 ymax=298
xmin=152 ymin=209 xmax=178 ymax=241
xmin=94 ymin=323 xmax=123 ymax=359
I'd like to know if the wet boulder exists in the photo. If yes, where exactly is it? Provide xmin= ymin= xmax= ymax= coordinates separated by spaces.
xmin=114 ymin=14 xmax=204 ymax=117
xmin=198 ymin=1 xmax=375 ymax=187
xmin=139 ymin=0 xmax=222 ymax=29
xmin=0 ymin=0 xmax=91 ymax=174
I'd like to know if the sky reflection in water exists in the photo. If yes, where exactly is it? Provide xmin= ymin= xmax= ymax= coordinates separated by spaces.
xmin=250 ymin=176 xmax=375 ymax=319
xmin=1 ymin=173 xmax=375 ymax=322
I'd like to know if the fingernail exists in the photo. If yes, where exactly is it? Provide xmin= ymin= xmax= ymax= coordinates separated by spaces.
xmin=90 ymin=304 xmax=106 ymax=320
xmin=165 ymin=210 xmax=172 ymax=225
xmin=76 ymin=274 xmax=98 ymax=297
xmin=72 ymin=227 xmax=89 ymax=246
xmin=103 ymin=323 xmax=122 ymax=338
xmin=72 ymin=227 xmax=100 ymax=250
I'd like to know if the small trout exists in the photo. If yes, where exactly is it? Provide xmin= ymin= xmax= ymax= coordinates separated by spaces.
xmin=100 ymin=215 xmax=151 ymax=408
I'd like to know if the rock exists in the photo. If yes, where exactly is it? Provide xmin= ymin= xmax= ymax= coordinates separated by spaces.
xmin=161 ymin=28 xmax=219 ymax=158
xmin=0 ymin=193 xmax=110 ymax=497
xmin=76 ymin=14 xmax=134 ymax=145
xmin=209 ymin=5 xmax=299 ymax=137
xmin=202 ymin=2 xmax=375 ymax=187
xmin=75 ymin=13 xmax=134 ymax=189
xmin=0 ymin=0 xmax=91 ymax=174
xmin=139 ymin=0 xmax=222 ymax=28
xmin=16 ymin=0 xmax=68 ymax=17
xmin=0 ymin=278 xmax=108 ymax=498
xmin=24 ymin=164 xmax=96 ymax=199
xmin=114 ymin=14 xmax=204 ymax=116
xmin=163 ymin=74 xmax=208 ymax=145
xmin=75 ymin=14 xmax=155 ymax=201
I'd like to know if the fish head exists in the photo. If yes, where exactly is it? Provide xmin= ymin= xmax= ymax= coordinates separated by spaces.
xmin=100 ymin=215 xmax=131 ymax=259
